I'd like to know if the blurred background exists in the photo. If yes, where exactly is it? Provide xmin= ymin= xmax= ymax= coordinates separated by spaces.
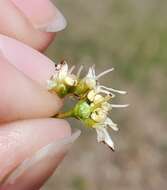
xmin=45 ymin=0 xmax=167 ymax=189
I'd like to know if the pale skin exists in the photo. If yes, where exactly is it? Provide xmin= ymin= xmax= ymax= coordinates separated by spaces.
xmin=0 ymin=0 xmax=72 ymax=189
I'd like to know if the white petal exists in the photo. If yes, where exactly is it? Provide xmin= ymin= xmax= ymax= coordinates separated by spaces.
xmin=96 ymin=87 xmax=116 ymax=98
xmin=58 ymin=63 xmax=68 ymax=80
xmin=86 ymin=66 xmax=96 ymax=79
xmin=96 ymin=128 xmax=115 ymax=150
xmin=85 ymin=78 xmax=96 ymax=89
xmin=111 ymin=104 xmax=129 ymax=108
xmin=104 ymin=118 xmax=119 ymax=131
xmin=77 ymin=64 xmax=84 ymax=78
xmin=68 ymin=65 xmax=76 ymax=74
xmin=99 ymin=86 xmax=127 ymax=95
xmin=50 ymin=72 xmax=59 ymax=80
xmin=96 ymin=68 xmax=114 ymax=79
xmin=96 ymin=128 xmax=104 ymax=142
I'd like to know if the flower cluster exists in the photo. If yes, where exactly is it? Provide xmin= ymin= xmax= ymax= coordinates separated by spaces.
xmin=48 ymin=61 xmax=128 ymax=151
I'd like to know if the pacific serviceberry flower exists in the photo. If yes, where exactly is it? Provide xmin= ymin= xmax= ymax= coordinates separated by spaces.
xmin=48 ymin=61 xmax=128 ymax=151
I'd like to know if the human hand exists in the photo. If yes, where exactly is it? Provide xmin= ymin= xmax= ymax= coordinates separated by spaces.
xmin=0 ymin=1 xmax=80 ymax=189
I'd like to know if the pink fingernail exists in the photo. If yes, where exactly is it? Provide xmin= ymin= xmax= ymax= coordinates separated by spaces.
xmin=12 ymin=0 xmax=67 ymax=32
xmin=37 ymin=7 xmax=67 ymax=33
xmin=1 ymin=131 xmax=81 ymax=190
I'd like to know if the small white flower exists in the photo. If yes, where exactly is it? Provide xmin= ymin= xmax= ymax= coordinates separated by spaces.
xmin=84 ymin=66 xmax=114 ymax=90
xmin=91 ymin=108 xmax=107 ymax=123
xmin=48 ymin=61 xmax=78 ymax=86
xmin=93 ymin=116 xmax=119 ymax=150
xmin=47 ymin=61 xmax=79 ymax=96
xmin=83 ymin=66 xmax=128 ymax=150
xmin=84 ymin=66 xmax=126 ymax=100
xmin=49 ymin=63 xmax=128 ymax=151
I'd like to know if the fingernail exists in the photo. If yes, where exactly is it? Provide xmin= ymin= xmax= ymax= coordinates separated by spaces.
xmin=12 ymin=0 xmax=67 ymax=33
xmin=2 ymin=130 xmax=81 ymax=190
xmin=36 ymin=7 xmax=67 ymax=32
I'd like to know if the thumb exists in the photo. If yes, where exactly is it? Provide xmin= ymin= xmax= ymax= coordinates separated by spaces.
xmin=0 ymin=119 xmax=80 ymax=190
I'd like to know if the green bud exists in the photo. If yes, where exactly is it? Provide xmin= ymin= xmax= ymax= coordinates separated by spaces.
xmin=74 ymin=100 xmax=91 ymax=119
xmin=56 ymin=83 xmax=68 ymax=98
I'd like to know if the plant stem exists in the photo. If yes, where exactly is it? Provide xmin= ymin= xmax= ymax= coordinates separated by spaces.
xmin=53 ymin=110 xmax=74 ymax=119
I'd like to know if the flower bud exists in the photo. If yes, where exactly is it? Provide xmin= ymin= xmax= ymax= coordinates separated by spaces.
xmin=91 ymin=108 xmax=107 ymax=122
xmin=64 ymin=75 xmax=78 ymax=86
xmin=93 ymin=94 xmax=104 ymax=104
xmin=87 ymin=90 xmax=96 ymax=102
xmin=101 ymin=102 xmax=111 ymax=112
xmin=74 ymin=101 xmax=91 ymax=119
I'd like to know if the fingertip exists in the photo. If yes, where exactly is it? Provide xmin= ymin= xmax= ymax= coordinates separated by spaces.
xmin=0 ymin=118 xmax=72 ymax=182
xmin=0 ymin=52 xmax=63 ymax=122
xmin=0 ymin=0 xmax=56 ymax=51
xmin=11 ymin=0 xmax=67 ymax=33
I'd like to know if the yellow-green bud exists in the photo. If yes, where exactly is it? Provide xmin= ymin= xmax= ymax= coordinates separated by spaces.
xmin=74 ymin=100 xmax=91 ymax=119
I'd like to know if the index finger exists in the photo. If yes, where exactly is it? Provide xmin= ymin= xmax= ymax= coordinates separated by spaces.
xmin=0 ymin=0 xmax=66 ymax=51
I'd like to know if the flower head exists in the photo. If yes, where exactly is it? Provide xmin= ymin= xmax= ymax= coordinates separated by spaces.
xmin=47 ymin=61 xmax=78 ymax=97
xmin=73 ymin=91 xmax=128 ymax=150
xmin=48 ymin=61 xmax=128 ymax=150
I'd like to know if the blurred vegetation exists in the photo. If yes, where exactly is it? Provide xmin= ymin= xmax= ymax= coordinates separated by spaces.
xmin=45 ymin=0 xmax=167 ymax=189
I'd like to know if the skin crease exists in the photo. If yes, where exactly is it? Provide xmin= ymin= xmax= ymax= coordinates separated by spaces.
xmin=0 ymin=0 xmax=71 ymax=189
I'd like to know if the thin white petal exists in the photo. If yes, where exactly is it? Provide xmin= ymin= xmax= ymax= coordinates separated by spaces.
xmin=103 ymin=128 xmax=115 ymax=150
xmin=58 ymin=63 xmax=68 ymax=80
xmin=96 ymin=128 xmax=105 ymax=142
xmin=96 ymin=128 xmax=115 ymax=150
xmin=99 ymin=86 xmax=127 ymax=94
xmin=104 ymin=118 xmax=119 ymax=131
xmin=111 ymin=104 xmax=129 ymax=108
xmin=77 ymin=64 xmax=84 ymax=78
xmin=87 ymin=66 xmax=96 ymax=79
xmin=68 ymin=65 xmax=75 ymax=74
xmin=92 ymin=64 xmax=96 ymax=78
xmin=96 ymin=68 xmax=114 ymax=79
xmin=51 ymin=72 xmax=59 ymax=80
xmin=97 ymin=88 xmax=116 ymax=98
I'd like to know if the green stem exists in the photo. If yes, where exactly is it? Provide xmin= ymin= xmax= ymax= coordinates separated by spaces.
xmin=53 ymin=109 xmax=74 ymax=119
